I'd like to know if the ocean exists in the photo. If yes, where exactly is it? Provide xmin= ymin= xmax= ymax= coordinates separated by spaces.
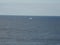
xmin=0 ymin=16 xmax=60 ymax=45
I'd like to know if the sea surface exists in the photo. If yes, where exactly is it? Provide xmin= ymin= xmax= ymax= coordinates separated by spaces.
xmin=0 ymin=16 xmax=60 ymax=45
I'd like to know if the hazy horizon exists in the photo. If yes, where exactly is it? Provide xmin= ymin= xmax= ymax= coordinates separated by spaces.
xmin=0 ymin=0 xmax=60 ymax=16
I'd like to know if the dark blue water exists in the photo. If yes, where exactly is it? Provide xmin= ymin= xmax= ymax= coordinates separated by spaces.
xmin=0 ymin=16 xmax=60 ymax=45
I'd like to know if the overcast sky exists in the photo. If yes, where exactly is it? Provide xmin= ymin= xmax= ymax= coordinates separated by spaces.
xmin=0 ymin=0 xmax=60 ymax=16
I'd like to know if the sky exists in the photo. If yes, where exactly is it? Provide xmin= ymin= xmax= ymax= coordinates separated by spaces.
xmin=0 ymin=0 xmax=60 ymax=16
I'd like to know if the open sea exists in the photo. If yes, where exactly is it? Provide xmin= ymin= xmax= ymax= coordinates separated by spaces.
xmin=0 ymin=15 xmax=60 ymax=45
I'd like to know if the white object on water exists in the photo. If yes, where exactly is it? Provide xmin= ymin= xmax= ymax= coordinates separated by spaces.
xmin=29 ymin=17 xmax=32 ymax=20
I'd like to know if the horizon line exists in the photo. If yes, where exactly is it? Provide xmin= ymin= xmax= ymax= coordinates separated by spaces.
xmin=0 ymin=15 xmax=60 ymax=16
